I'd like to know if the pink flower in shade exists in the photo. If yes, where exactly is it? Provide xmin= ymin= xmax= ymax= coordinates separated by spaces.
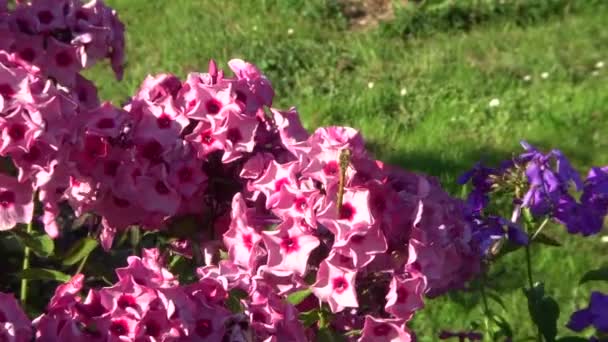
xmin=318 ymin=187 xmax=375 ymax=242
xmin=0 ymin=174 xmax=33 ymax=230
xmin=135 ymin=167 xmax=181 ymax=216
xmin=261 ymin=217 xmax=319 ymax=276
xmin=309 ymin=126 xmax=366 ymax=154
xmin=72 ymin=74 xmax=100 ymax=109
xmin=115 ymin=249 xmax=178 ymax=289
xmin=223 ymin=193 xmax=263 ymax=271
xmin=312 ymin=258 xmax=358 ymax=313
xmin=227 ymin=58 xmax=274 ymax=109
xmin=0 ymin=292 xmax=32 ymax=342
xmin=240 ymin=152 xmax=273 ymax=180
xmin=271 ymin=107 xmax=309 ymax=148
xmin=98 ymin=276 xmax=158 ymax=320
xmin=84 ymin=102 xmax=129 ymax=138
xmin=167 ymin=156 xmax=207 ymax=198
xmin=219 ymin=105 xmax=259 ymax=163
xmin=134 ymin=309 xmax=180 ymax=341
xmin=385 ymin=274 xmax=426 ymax=320
xmin=44 ymin=37 xmax=80 ymax=86
xmin=359 ymin=316 xmax=413 ymax=342
xmin=333 ymin=224 xmax=387 ymax=268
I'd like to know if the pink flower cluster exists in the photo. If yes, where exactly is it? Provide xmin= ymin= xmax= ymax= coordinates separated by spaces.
xmin=32 ymin=248 xmax=246 ymax=341
xmin=0 ymin=292 xmax=32 ymax=342
xmin=0 ymin=0 xmax=124 ymax=85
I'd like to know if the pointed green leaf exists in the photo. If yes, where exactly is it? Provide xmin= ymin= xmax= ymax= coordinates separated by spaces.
xmin=580 ymin=266 xmax=608 ymax=284
xmin=226 ymin=289 xmax=247 ymax=313
xmin=13 ymin=230 xmax=54 ymax=257
xmin=62 ymin=237 xmax=99 ymax=266
xmin=299 ymin=309 xmax=320 ymax=328
xmin=533 ymin=233 xmax=561 ymax=247
xmin=525 ymin=283 xmax=559 ymax=342
xmin=286 ymin=288 xmax=312 ymax=305
xmin=20 ymin=268 xmax=70 ymax=282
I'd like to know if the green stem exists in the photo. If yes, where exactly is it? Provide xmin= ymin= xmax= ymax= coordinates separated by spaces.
xmin=20 ymin=220 xmax=33 ymax=306
xmin=75 ymin=253 xmax=89 ymax=275
xmin=530 ymin=217 xmax=550 ymax=241
xmin=525 ymin=244 xmax=534 ymax=289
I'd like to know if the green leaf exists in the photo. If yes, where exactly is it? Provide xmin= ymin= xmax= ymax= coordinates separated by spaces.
xmin=522 ymin=207 xmax=534 ymax=225
xmin=299 ymin=309 xmax=320 ymax=328
xmin=487 ymin=291 xmax=508 ymax=311
xmin=556 ymin=338 xmax=589 ymax=342
xmin=62 ymin=237 xmax=99 ymax=266
xmin=525 ymin=283 xmax=559 ymax=342
xmin=166 ymin=215 xmax=201 ymax=239
xmin=286 ymin=288 xmax=312 ymax=305
xmin=226 ymin=289 xmax=247 ymax=313
xmin=13 ymin=230 xmax=54 ymax=257
xmin=491 ymin=239 xmax=522 ymax=259
xmin=20 ymin=268 xmax=70 ymax=282
xmin=317 ymin=327 xmax=344 ymax=342
xmin=533 ymin=233 xmax=562 ymax=247
xmin=489 ymin=313 xmax=513 ymax=339
xmin=580 ymin=265 xmax=608 ymax=284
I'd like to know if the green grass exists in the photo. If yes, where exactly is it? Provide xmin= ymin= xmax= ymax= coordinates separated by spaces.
xmin=88 ymin=1 xmax=608 ymax=340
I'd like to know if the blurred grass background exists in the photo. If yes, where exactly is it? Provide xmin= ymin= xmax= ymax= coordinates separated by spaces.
xmin=86 ymin=0 xmax=608 ymax=340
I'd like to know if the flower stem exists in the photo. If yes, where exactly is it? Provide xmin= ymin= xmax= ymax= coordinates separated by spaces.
xmin=530 ymin=217 xmax=550 ymax=241
xmin=20 ymin=220 xmax=33 ymax=306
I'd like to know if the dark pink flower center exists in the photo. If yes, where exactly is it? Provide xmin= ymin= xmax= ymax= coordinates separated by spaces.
xmin=84 ymin=135 xmax=108 ymax=159
xmin=195 ymin=319 xmax=213 ymax=338
xmin=205 ymin=99 xmax=222 ymax=114
xmin=242 ymin=233 xmax=253 ymax=250
xmin=155 ymin=181 xmax=170 ymax=195
xmin=23 ymin=145 xmax=41 ymax=162
xmin=8 ymin=123 xmax=26 ymax=141
xmin=200 ymin=129 xmax=214 ymax=145
xmin=323 ymin=161 xmax=339 ymax=175
xmin=397 ymin=287 xmax=409 ymax=304
xmin=104 ymin=160 xmax=119 ymax=177
xmin=156 ymin=114 xmax=172 ymax=129
xmin=350 ymin=234 xmax=365 ymax=244
xmin=226 ymin=128 xmax=242 ymax=143
xmin=235 ymin=90 xmax=247 ymax=104
xmin=55 ymin=51 xmax=73 ymax=67
xmin=37 ymin=10 xmax=54 ymax=24
xmin=332 ymin=276 xmax=349 ymax=294
xmin=17 ymin=48 xmax=36 ymax=62
xmin=117 ymin=294 xmax=138 ymax=309
xmin=75 ymin=10 xmax=89 ymax=21
xmin=0 ymin=311 xmax=6 ymax=323
xmin=178 ymin=167 xmax=193 ymax=183
xmin=110 ymin=319 xmax=129 ymax=336
xmin=294 ymin=197 xmax=306 ymax=212
xmin=280 ymin=236 xmax=299 ymax=254
xmin=188 ymin=99 xmax=197 ymax=110
xmin=339 ymin=202 xmax=356 ymax=221
xmin=96 ymin=118 xmax=115 ymax=129
xmin=274 ymin=177 xmax=290 ymax=192
xmin=373 ymin=323 xmax=392 ymax=336
xmin=144 ymin=320 xmax=161 ymax=337
xmin=0 ymin=83 xmax=15 ymax=98
xmin=113 ymin=197 xmax=130 ymax=208
xmin=141 ymin=140 xmax=163 ymax=162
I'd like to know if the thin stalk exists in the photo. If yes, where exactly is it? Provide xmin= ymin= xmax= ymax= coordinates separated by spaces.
xmin=530 ymin=217 xmax=550 ymax=241
xmin=75 ymin=253 xmax=89 ymax=275
xmin=19 ymin=220 xmax=33 ymax=306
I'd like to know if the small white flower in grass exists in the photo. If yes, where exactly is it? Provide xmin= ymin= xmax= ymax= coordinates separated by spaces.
xmin=400 ymin=88 xmax=407 ymax=96
xmin=287 ymin=28 xmax=294 ymax=35
xmin=601 ymin=235 xmax=608 ymax=243
xmin=489 ymin=98 xmax=500 ymax=108
xmin=592 ymin=70 xmax=600 ymax=77
xmin=596 ymin=61 xmax=605 ymax=69
xmin=523 ymin=75 xmax=532 ymax=82
xmin=541 ymin=72 xmax=549 ymax=79
xmin=252 ymin=25 xmax=258 ymax=31
xmin=367 ymin=82 xmax=374 ymax=89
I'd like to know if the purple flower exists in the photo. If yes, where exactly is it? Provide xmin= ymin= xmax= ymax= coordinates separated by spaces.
xmin=567 ymin=291 xmax=608 ymax=333
xmin=554 ymin=195 xmax=604 ymax=236
xmin=469 ymin=215 xmax=528 ymax=257
xmin=458 ymin=162 xmax=498 ymax=213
